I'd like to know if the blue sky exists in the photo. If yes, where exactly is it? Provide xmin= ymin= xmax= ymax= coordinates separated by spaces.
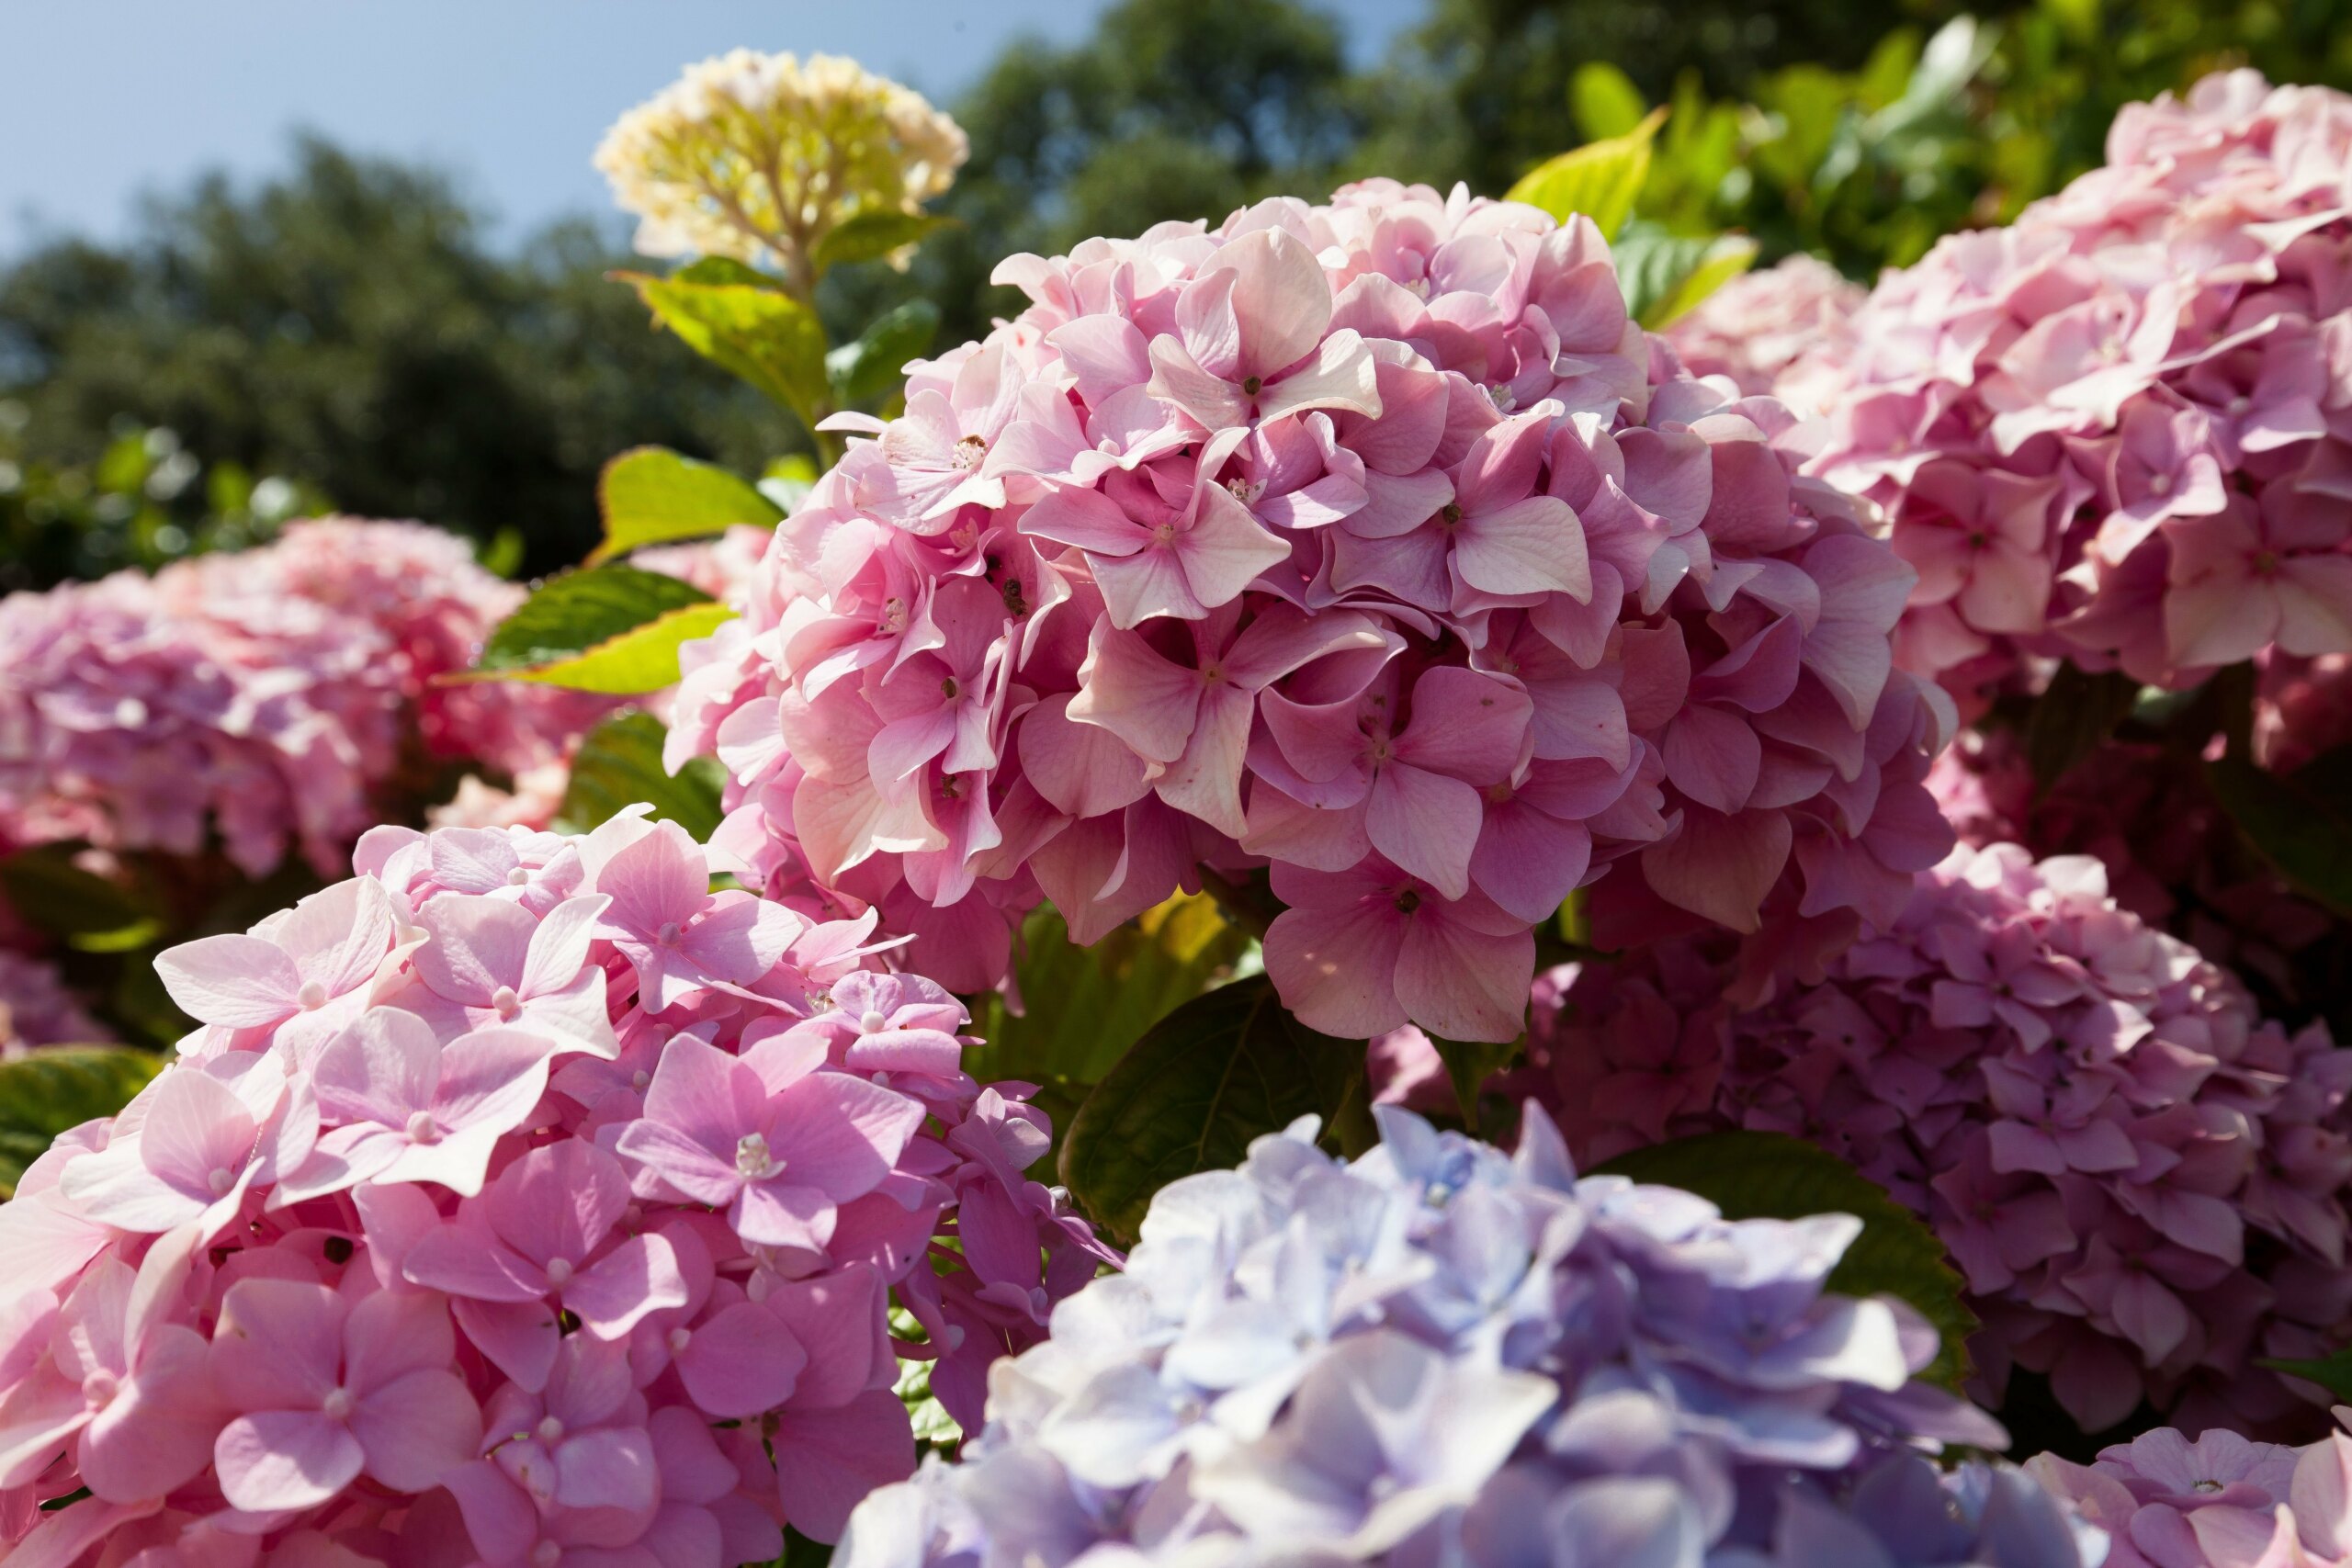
xmin=0 ymin=0 xmax=1422 ymax=254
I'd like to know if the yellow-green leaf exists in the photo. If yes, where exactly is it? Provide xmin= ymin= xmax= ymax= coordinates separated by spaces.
xmin=468 ymin=565 xmax=733 ymax=694
xmin=1570 ymin=62 xmax=1649 ymax=141
xmin=809 ymin=209 xmax=955 ymax=273
xmin=617 ymin=265 xmax=829 ymax=426
xmin=589 ymin=447 xmax=781 ymax=565
xmin=1639 ymin=234 xmax=1760 ymax=328
xmin=1505 ymin=106 xmax=1667 ymax=241
xmin=499 ymin=604 xmax=737 ymax=694
xmin=0 ymin=1047 xmax=164 ymax=1197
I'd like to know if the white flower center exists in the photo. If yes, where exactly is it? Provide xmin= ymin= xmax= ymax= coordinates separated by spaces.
xmin=2147 ymin=472 xmax=2172 ymax=495
xmin=735 ymin=1133 xmax=778 ymax=1179
xmin=207 ymin=1166 xmax=236 ymax=1195
xmin=657 ymin=921 xmax=684 ymax=947
xmin=81 ymin=1370 xmax=119 ymax=1408
xmin=537 ymin=1416 xmax=565 ymax=1442
xmin=492 ymin=985 xmax=523 ymax=1020
xmin=668 ymin=1326 xmax=693 ymax=1354
xmin=296 ymin=980 xmax=329 ymax=1010
xmin=531 ymin=1541 xmax=561 ymax=1568
xmin=860 ymin=1010 xmax=890 ymax=1034
xmin=405 ymin=1111 xmax=441 ymax=1144
xmin=322 ymin=1387 xmax=356 ymax=1421
xmin=630 ymin=1069 xmax=651 ymax=1092
xmin=543 ymin=1258 xmax=575 ymax=1287
xmin=507 ymin=867 xmax=531 ymax=886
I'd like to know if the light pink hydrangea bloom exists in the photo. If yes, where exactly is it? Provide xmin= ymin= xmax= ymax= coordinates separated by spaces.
xmin=1526 ymin=842 xmax=2352 ymax=1441
xmin=0 ymin=519 xmax=609 ymax=877
xmin=669 ymin=181 xmax=1950 ymax=1040
xmin=2031 ymin=1418 xmax=2352 ymax=1566
xmin=1797 ymin=73 xmax=2352 ymax=710
xmin=1661 ymin=254 xmax=1865 ymax=404
xmin=0 ymin=809 xmax=1110 ymax=1567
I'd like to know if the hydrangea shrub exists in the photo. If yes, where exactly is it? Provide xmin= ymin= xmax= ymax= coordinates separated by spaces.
xmin=0 ymin=813 xmax=1108 ymax=1562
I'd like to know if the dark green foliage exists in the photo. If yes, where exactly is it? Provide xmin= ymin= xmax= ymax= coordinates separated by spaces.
xmin=0 ymin=139 xmax=783 ymax=580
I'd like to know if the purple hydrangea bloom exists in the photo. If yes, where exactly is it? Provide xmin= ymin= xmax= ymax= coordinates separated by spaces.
xmin=837 ymin=1105 xmax=2102 ymax=1568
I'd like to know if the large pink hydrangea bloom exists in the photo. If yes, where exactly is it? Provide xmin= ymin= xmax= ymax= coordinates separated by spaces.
xmin=1797 ymin=72 xmax=2352 ymax=707
xmin=1526 ymin=842 xmax=2352 ymax=1440
xmin=0 ymin=811 xmax=1107 ymax=1565
xmin=0 ymin=520 xmax=607 ymax=878
xmin=669 ymin=181 xmax=1950 ymax=1039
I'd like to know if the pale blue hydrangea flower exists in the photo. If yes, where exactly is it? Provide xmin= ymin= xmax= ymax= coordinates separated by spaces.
xmin=840 ymin=1105 xmax=2105 ymax=1568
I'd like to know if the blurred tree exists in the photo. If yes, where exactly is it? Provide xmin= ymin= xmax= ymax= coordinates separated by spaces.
xmin=0 ymin=139 xmax=782 ymax=578
xmin=824 ymin=0 xmax=1366 ymax=349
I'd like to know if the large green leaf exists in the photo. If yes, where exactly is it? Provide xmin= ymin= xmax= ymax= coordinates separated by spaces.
xmin=1569 ymin=62 xmax=1649 ymax=141
xmin=2025 ymin=664 xmax=2142 ymax=792
xmin=1060 ymin=974 xmax=1366 ymax=1244
xmin=968 ymin=893 xmax=1254 ymax=1089
xmin=617 ymin=259 xmax=830 ymax=425
xmin=809 ymin=209 xmax=955 ymax=273
xmin=826 ymin=300 xmax=942 ymax=411
xmin=0 ymin=1047 xmax=164 ymax=1196
xmin=1504 ymin=107 xmax=1666 ymax=241
xmin=471 ymin=565 xmax=732 ymax=694
xmin=0 ymin=848 xmax=162 ymax=953
xmin=1612 ymin=225 xmax=1760 ymax=328
xmin=558 ymin=712 xmax=725 ymax=840
xmin=588 ymin=447 xmax=781 ymax=565
xmin=1428 ymin=1032 xmax=1524 ymax=1135
xmin=1595 ymin=1130 xmax=1978 ymax=1389
xmin=2209 ymin=744 xmax=2352 ymax=917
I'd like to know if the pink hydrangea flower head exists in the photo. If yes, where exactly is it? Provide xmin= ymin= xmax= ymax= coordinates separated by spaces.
xmin=0 ymin=810 xmax=1110 ymax=1563
xmin=0 ymin=518 xmax=610 ymax=877
xmin=1528 ymin=841 xmax=2352 ymax=1441
xmin=671 ymin=183 xmax=1947 ymax=1038
xmin=1796 ymin=73 xmax=2352 ymax=709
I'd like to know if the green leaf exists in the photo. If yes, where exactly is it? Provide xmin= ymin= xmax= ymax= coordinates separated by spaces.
xmin=1595 ymin=1131 xmax=1979 ymax=1389
xmin=2208 ymin=745 xmax=2352 ymax=918
xmin=1641 ymin=234 xmax=1758 ymax=328
xmin=969 ymin=893 xmax=1255 ymax=1089
xmin=1504 ymin=107 xmax=1667 ymax=241
xmin=558 ymin=712 xmax=725 ymax=840
xmin=479 ymin=526 xmax=526 ymax=580
xmin=808 ymin=209 xmax=955 ymax=273
xmin=1611 ymin=225 xmax=1760 ymax=328
xmin=617 ymin=265 xmax=830 ymax=425
xmin=2026 ymin=665 xmax=2143 ymax=791
xmin=1569 ymin=62 xmax=1649 ymax=141
xmin=826 ymin=299 xmax=943 ymax=411
xmin=471 ymin=566 xmax=731 ymax=694
xmin=2262 ymin=1348 xmax=2352 ymax=1402
xmin=0 ymin=848 xmax=162 ymax=953
xmin=589 ymin=447 xmax=781 ymax=565
xmin=0 ymin=1047 xmax=164 ymax=1196
xmin=1428 ymin=1033 xmax=1523 ymax=1134
xmin=1060 ymin=974 xmax=1367 ymax=1244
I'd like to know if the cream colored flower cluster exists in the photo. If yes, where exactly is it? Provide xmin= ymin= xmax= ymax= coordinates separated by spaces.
xmin=594 ymin=49 xmax=967 ymax=288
